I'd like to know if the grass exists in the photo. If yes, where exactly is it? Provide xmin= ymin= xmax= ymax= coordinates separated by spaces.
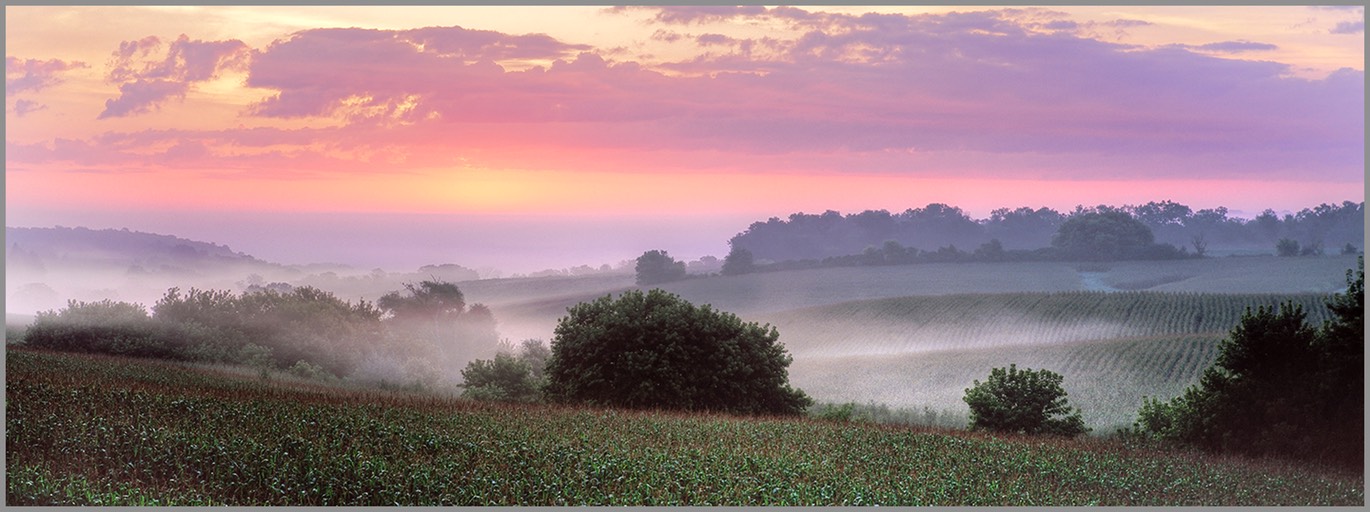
xmin=7 ymin=348 xmax=1363 ymax=506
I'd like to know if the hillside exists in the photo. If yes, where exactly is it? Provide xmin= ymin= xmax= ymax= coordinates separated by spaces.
xmin=7 ymin=348 xmax=1361 ymax=506
xmin=486 ymin=256 xmax=1357 ymax=342
xmin=765 ymin=292 xmax=1335 ymax=429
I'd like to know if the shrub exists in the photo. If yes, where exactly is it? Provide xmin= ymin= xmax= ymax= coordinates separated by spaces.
xmin=545 ymin=289 xmax=811 ymax=415
xmin=23 ymin=300 xmax=184 ymax=360
xmin=963 ymin=364 xmax=1088 ymax=437
xmin=460 ymin=352 xmax=539 ymax=403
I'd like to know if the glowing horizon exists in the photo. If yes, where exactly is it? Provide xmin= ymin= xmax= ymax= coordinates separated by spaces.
xmin=6 ymin=5 xmax=1364 ymax=272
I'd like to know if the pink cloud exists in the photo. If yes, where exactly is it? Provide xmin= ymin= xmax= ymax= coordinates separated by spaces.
xmin=99 ymin=34 xmax=250 ymax=119
xmin=6 ymin=56 xmax=88 ymax=95
xmin=11 ymin=9 xmax=1364 ymax=185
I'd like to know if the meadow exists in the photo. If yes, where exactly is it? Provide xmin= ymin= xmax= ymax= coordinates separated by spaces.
xmin=7 ymin=348 xmax=1362 ymax=506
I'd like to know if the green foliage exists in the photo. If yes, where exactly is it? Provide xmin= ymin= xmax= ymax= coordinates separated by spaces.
xmin=8 ymin=349 xmax=1362 ymax=506
xmin=1132 ymin=257 xmax=1365 ymax=468
xmin=634 ymin=250 xmax=687 ymax=285
xmin=963 ymin=364 xmax=1088 ymax=437
xmin=461 ymin=351 xmax=539 ymax=403
xmin=545 ymin=289 xmax=811 ymax=415
xmin=814 ymin=402 xmax=860 ymax=423
xmin=22 ymin=300 xmax=182 ymax=360
xmin=721 ymin=246 xmax=756 ymax=276
xmin=287 ymin=360 xmax=332 ymax=381
xmin=1052 ymin=211 xmax=1159 ymax=261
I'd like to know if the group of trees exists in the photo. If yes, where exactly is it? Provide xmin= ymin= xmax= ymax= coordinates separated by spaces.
xmin=726 ymin=201 xmax=1363 ymax=266
xmin=459 ymin=289 xmax=813 ymax=416
xmin=1130 ymin=256 xmax=1364 ymax=468
xmin=21 ymin=280 xmax=500 ymax=383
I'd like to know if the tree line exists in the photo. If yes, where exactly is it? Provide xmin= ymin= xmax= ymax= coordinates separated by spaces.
xmin=726 ymin=200 xmax=1363 ymax=265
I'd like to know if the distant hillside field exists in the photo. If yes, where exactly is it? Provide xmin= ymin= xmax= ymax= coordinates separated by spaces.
xmin=487 ymin=255 xmax=1357 ymax=342
xmin=766 ymin=292 xmax=1335 ymax=430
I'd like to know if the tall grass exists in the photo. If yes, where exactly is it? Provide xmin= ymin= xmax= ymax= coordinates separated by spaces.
xmin=7 ymin=348 xmax=1361 ymax=506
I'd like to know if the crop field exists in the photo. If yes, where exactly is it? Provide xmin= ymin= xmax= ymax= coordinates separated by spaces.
xmin=767 ymin=291 xmax=1335 ymax=430
xmin=7 ymin=349 xmax=1362 ymax=506
xmin=483 ymin=255 xmax=1356 ymax=342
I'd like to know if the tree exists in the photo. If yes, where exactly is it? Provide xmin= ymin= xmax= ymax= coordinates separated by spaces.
xmin=377 ymin=280 xmax=466 ymax=321
xmin=1051 ymin=211 xmax=1156 ymax=261
xmin=721 ymin=246 xmax=755 ymax=276
xmin=963 ymin=364 xmax=1088 ymax=437
xmin=635 ymin=250 xmax=687 ymax=285
xmin=1132 ymin=259 xmax=1363 ymax=467
xmin=544 ymin=289 xmax=811 ymax=415
xmin=1275 ymin=238 xmax=1301 ymax=257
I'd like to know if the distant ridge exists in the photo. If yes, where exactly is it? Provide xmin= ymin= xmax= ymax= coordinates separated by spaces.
xmin=6 ymin=226 xmax=261 ymax=264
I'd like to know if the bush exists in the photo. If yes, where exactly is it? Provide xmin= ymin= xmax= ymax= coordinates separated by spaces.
xmin=460 ymin=351 xmax=539 ymax=403
xmin=963 ymin=364 xmax=1088 ymax=437
xmin=23 ymin=300 xmax=185 ymax=360
xmin=545 ymin=289 xmax=811 ymax=415
xmin=1276 ymin=238 xmax=1301 ymax=257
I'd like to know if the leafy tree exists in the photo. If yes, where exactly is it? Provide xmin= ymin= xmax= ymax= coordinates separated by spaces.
xmin=721 ymin=246 xmax=755 ymax=276
xmin=634 ymin=250 xmax=687 ymax=285
xmin=963 ymin=364 xmax=1088 ymax=437
xmin=1133 ymin=257 xmax=1363 ymax=467
xmin=1275 ymin=238 xmax=1301 ymax=257
xmin=1051 ymin=211 xmax=1156 ymax=261
xmin=544 ymin=289 xmax=811 ymax=415
xmin=377 ymin=280 xmax=466 ymax=321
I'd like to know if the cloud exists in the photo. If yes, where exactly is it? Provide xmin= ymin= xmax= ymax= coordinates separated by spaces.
xmin=98 ymin=79 xmax=189 ymax=119
xmin=646 ymin=6 xmax=768 ymax=25
xmin=99 ymin=34 xmax=250 ymax=119
xmin=11 ymin=98 xmax=46 ymax=117
xmin=14 ymin=9 xmax=1363 ymax=184
xmin=1331 ymin=20 xmax=1364 ymax=34
xmin=6 ymin=57 xmax=88 ymax=95
xmin=1184 ymin=40 xmax=1279 ymax=53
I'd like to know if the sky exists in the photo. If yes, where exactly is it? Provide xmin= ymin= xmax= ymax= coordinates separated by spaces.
xmin=5 ymin=5 xmax=1365 ymax=273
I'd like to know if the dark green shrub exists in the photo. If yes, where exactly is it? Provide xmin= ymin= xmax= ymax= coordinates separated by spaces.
xmin=963 ymin=364 xmax=1088 ymax=437
xmin=461 ymin=352 xmax=539 ymax=403
xmin=545 ymin=289 xmax=811 ymax=415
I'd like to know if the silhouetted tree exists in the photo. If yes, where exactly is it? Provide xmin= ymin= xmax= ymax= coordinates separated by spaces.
xmin=377 ymin=280 xmax=465 ymax=321
xmin=721 ymin=246 xmax=756 ymax=276
xmin=1052 ymin=211 xmax=1156 ymax=261
xmin=634 ymin=250 xmax=687 ymax=285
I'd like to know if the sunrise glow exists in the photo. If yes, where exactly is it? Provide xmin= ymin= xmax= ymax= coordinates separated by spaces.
xmin=6 ymin=5 xmax=1364 ymax=271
